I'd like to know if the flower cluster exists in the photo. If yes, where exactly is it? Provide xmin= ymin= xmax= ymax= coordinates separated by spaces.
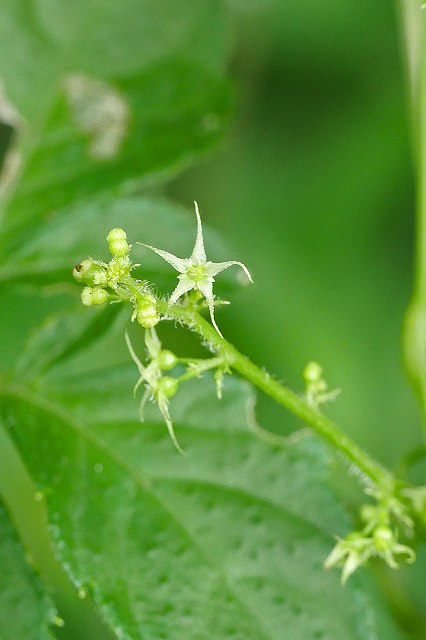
xmin=125 ymin=328 xmax=182 ymax=452
xmin=325 ymin=489 xmax=416 ymax=583
xmin=124 ymin=328 xmax=228 ymax=452
xmin=72 ymin=203 xmax=424 ymax=580
xmin=324 ymin=526 xmax=415 ymax=584
xmin=72 ymin=208 xmax=244 ymax=450
xmin=73 ymin=227 xmax=162 ymax=328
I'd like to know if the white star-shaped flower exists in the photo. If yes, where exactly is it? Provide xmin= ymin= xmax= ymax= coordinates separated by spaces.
xmin=139 ymin=202 xmax=253 ymax=336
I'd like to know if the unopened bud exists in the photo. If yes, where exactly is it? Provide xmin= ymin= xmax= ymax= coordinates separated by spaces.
xmin=81 ymin=286 xmax=109 ymax=306
xmin=73 ymin=259 xmax=107 ymax=286
xmin=303 ymin=361 xmax=323 ymax=383
xmin=158 ymin=376 xmax=178 ymax=398
xmin=107 ymin=228 xmax=129 ymax=257
xmin=136 ymin=294 xmax=160 ymax=328
xmin=136 ymin=304 xmax=160 ymax=328
xmin=158 ymin=350 xmax=178 ymax=371
xmin=73 ymin=258 xmax=94 ymax=282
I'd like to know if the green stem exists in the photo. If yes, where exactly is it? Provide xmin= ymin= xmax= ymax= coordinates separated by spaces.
xmin=401 ymin=2 xmax=426 ymax=436
xmin=153 ymin=298 xmax=394 ymax=490
xmin=176 ymin=356 xmax=226 ymax=383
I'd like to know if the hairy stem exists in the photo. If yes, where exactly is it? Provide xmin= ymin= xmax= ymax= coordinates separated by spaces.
xmin=154 ymin=298 xmax=394 ymax=490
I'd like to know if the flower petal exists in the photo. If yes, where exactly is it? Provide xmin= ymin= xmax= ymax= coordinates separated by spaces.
xmin=197 ymin=279 xmax=223 ymax=337
xmin=205 ymin=260 xmax=253 ymax=282
xmin=393 ymin=543 xmax=416 ymax=564
xmin=139 ymin=386 xmax=151 ymax=422
xmin=125 ymin=332 xmax=146 ymax=375
xmin=169 ymin=275 xmax=195 ymax=304
xmin=157 ymin=391 xmax=185 ymax=454
xmin=324 ymin=540 xmax=346 ymax=569
xmin=138 ymin=243 xmax=188 ymax=273
xmin=190 ymin=201 xmax=207 ymax=263
xmin=341 ymin=553 xmax=362 ymax=585
xmin=133 ymin=375 xmax=145 ymax=398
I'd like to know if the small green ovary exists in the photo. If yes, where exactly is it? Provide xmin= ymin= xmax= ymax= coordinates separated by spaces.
xmin=186 ymin=263 xmax=208 ymax=283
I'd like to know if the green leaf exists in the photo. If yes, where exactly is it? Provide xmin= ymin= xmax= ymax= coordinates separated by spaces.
xmin=0 ymin=501 xmax=56 ymax=639
xmin=0 ymin=196 xmax=240 ymax=294
xmin=0 ymin=1 xmax=230 ymax=118
xmin=0 ymin=312 xmax=405 ymax=640
xmin=0 ymin=2 xmax=232 ymax=243
xmin=1 ymin=65 xmax=232 ymax=242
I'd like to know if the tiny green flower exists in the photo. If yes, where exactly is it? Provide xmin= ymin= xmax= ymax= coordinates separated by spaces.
xmin=325 ymin=525 xmax=415 ymax=584
xmin=125 ymin=329 xmax=182 ymax=453
xmin=106 ymin=255 xmax=132 ymax=287
xmin=303 ymin=360 xmax=340 ymax=409
xmin=139 ymin=201 xmax=253 ymax=336
xmin=324 ymin=532 xmax=372 ymax=584
xmin=372 ymin=526 xmax=415 ymax=569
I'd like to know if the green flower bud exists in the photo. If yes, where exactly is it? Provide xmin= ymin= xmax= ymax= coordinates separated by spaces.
xmin=81 ymin=286 xmax=109 ymax=306
xmin=136 ymin=304 xmax=160 ymax=328
xmin=135 ymin=294 xmax=160 ymax=328
xmin=92 ymin=287 xmax=109 ymax=305
xmin=303 ymin=361 xmax=323 ymax=383
xmin=107 ymin=228 xmax=127 ymax=242
xmin=158 ymin=350 xmax=178 ymax=371
xmin=158 ymin=376 xmax=178 ymax=398
xmin=73 ymin=258 xmax=94 ymax=282
xmin=73 ymin=258 xmax=108 ymax=287
xmin=107 ymin=228 xmax=129 ymax=257
xmin=313 ymin=379 xmax=327 ymax=393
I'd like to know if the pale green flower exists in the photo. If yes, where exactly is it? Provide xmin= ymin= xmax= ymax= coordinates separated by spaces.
xmin=139 ymin=201 xmax=253 ymax=336
xmin=324 ymin=532 xmax=373 ymax=584
xmin=325 ymin=526 xmax=415 ymax=584
xmin=125 ymin=329 xmax=182 ymax=453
